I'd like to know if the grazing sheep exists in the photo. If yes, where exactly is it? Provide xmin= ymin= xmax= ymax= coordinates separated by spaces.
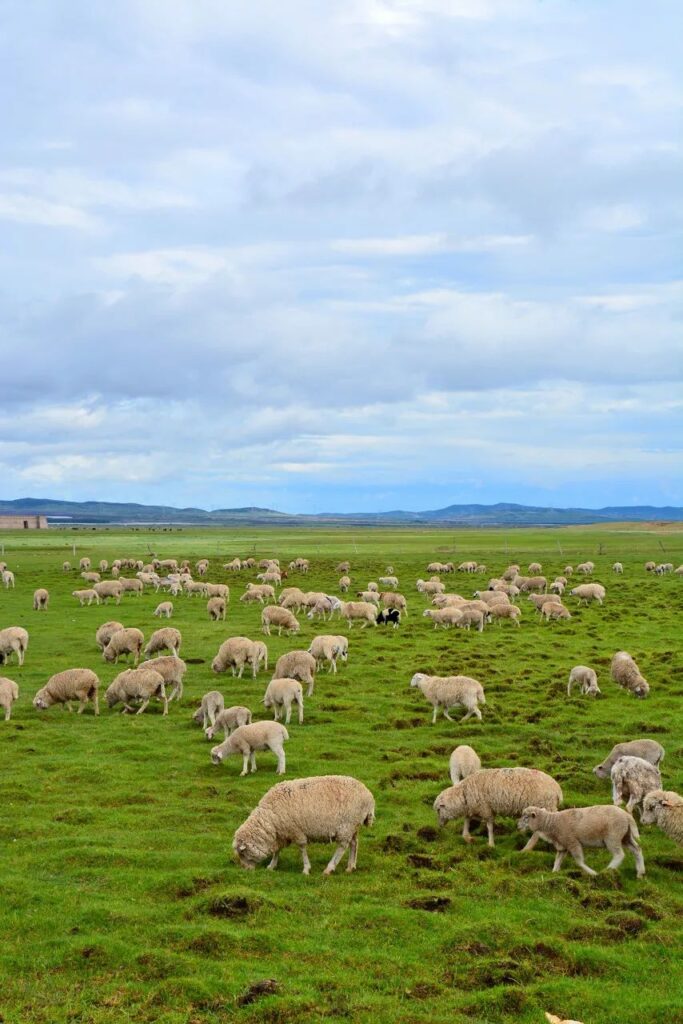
xmin=32 ymin=588 xmax=49 ymax=611
xmin=184 ymin=580 xmax=208 ymax=598
xmin=502 ymin=564 xmax=520 ymax=581
xmin=0 ymin=626 xmax=29 ymax=666
xmin=205 ymin=705 xmax=253 ymax=740
xmin=641 ymin=790 xmax=683 ymax=845
xmin=610 ymin=756 xmax=662 ymax=815
xmin=93 ymin=580 xmax=124 ymax=605
xmin=380 ymin=592 xmax=407 ymax=616
xmin=366 ymin=581 xmax=378 ymax=592
xmin=449 ymin=744 xmax=481 ymax=784
xmin=644 ymin=561 xmax=656 ymax=572
xmin=549 ymin=580 xmax=565 ymax=596
xmin=567 ymin=666 xmax=600 ymax=697
xmin=80 ymin=571 xmax=101 ymax=584
xmin=378 ymin=575 xmax=398 ymax=589
xmin=564 ymin=566 xmax=574 ymax=576
xmin=376 ymin=608 xmax=401 ymax=628
xmin=211 ymin=721 xmax=289 ymax=776
xmin=154 ymin=601 xmax=173 ymax=618
xmin=1 ymin=569 xmax=14 ymax=589
xmin=593 ymin=739 xmax=665 ymax=779
xmin=472 ymin=590 xmax=509 ymax=606
xmin=193 ymin=690 xmax=225 ymax=729
xmin=457 ymin=561 xmax=478 ymax=573
xmin=144 ymin=627 xmax=181 ymax=658
xmin=338 ymin=601 xmax=378 ymax=629
xmin=612 ymin=562 xmax=623 ymax=574
xmin=196 ymin=559 xmax=209 ymax=576
xmin=207 ymin=596 xmax=227 ymax=621
xmin=223 ymin=558 xmax=242 ymax=571
xmin=528 ymin=593 xmax=562 ymax=614
xmin=434 ymin=767 xmax=563 ymax=848
xmin=610 ymin=651 xmax=649 ymax=698
xmin=95 ymin=621 xmax=124 ymax=651
xmin=139 ymin=655 xmax=187 ymax=702
xmin=279 ymin=587 xmax=307 ymax=612
xmin=432 ymin=593 xmax=466 ymax=608
xmin=106 ymin=667 xmax=168 ymax=716
xmin=576 ymin=561 xmax=594 ymax=574
xmin=336 ymin=562 xmax=351 ymax=573
xmin=410 ymin=672 xmax=485 ymax=724
xmin=0 ymin=677 xmax=19 ymax=721
xmin=72 ymin=588 xmax=100 ymax=606
xmin=204 ymin=583 xmax=229 ymax=600
xmin=356 ymin=590 xmax=380 ymax=606
xmin=541 ymin=603 xmax=572 ymax=622
xmin=519 ymin=576 xmax=547 ymax=594
xmin=339 ymin=575 xmax=351 ymax=593
xmin=306 ymin=596 xmax=335 ymax=622
xmin=212 ymin=637 xmax=265 ymax=679
xmin=456 ymin=608 xmax=486 ymax=632
xmin=102 ymin=627 xmax=144 ymax=665
xmin=569 ymin=583 xmax=606 ymax=605
xmin=422 ymin=607 xmax=462 ymax=629
xmin=33 ymin=668 xmax=100 ymax=715
xmin=517 ymin=805 xmax=644 ymax=877
xmin=79 ymin=558 xmax=91 ymax=571
xmin=272 ymin=651 xmax=316 ymax=696
xmin=99 ymin=560 xmax=108 ymax=572
xmin=233 ymin=775 xmax=375 ymax=874
xmin=62 ymin=561 xmax=71 ymax=572
xmin=240 ymin=583 xmax=275 ymax=604
xmin=487 ymin=603 xmax=521 ymax=626
xmin=261 ymin=605 xmax=300 ymax=637
xmin=416 ymin=579 xmax=445 ymax=596
xmin=528 ymin=562 xmax=543 ymax=574
xmin=263 ymin=677 xmax=304 ymax=725
xmin=308 ymin=635 xmax=348 ymax=673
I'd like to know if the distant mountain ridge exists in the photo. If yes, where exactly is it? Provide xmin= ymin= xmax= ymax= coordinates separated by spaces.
xmin=1 ymin=497 xmax=682 ymax=526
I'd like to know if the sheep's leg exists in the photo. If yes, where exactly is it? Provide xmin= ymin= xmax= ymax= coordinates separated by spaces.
xmin=486 ymin=819 xmax=496 ymax=848
xmin=66 ymin=701 xmax=74 ymax=713
xmin=238 ymin=753 xmax=249 ymax=776
xmin=323 ymin=842 xmax=349 ymax=875
xmin=552 ymin=848 xmax=567 ymax=871
xmin=307 ymin=681 xmax=314 ymax=697
xmin=431 ymin=705 xmax=439 ymax=725
xmin=444 ymin=708 xmax=455 ymax=722
xmin=462 ymin=818 xmax=473 ymax=843
xmin=136 ymin=698 xmax=150 ymax=714
xmin=161 ymin=694 xmax=169 ymax=716
xmin=297 ymin=698 xmax=304 ymax=725
xmin=299 ymin=844 xmax=311 ymax=875
xmin=604 ymin=841 xmax=625 ymax=871
xmin=568 ymin=843 xmax=597 ymax=875
xmin=460 ymin=708 xmax=473 ymax=722
xmin=625 ymin=838 xmax=646 ymax=878
xmin=625 ymin=795 xmax=638 ymax=815
xmin=77 ymin=698 xmax=87 ymax=714
xmin=346 ymin=832 xmax=359 ymax=872
xmin=238 ymin=665 xmax=244 ymax=679
xmin=275 ymin=746 xmax=286 ymax=774
xmin=520 ymin=830 xmax=541 ymax=852
xmin=266 ymin=850 xmax=280 ymax=871
xmin=612 ymin=782 xmax=623 ymax=806
xmin=250 ymin=751 xmax=258 ymax=773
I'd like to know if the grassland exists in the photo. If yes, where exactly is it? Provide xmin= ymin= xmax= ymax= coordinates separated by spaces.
xmin=0 ymin=525 xmax=682 ymax=1024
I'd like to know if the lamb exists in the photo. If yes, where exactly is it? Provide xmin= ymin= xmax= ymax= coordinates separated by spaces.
xmin=378 ymin=575 xmax=398 ymax=589
xmin=205 ymin=705 xmax=253 ymax=739
xmin=567 ymin=666 xmax=600 ymax=697
xmin=308 ymin=635 xmax=348 ymax=673
xmin=576 ymin=561 xmax=594 ymax=574
xmin=610 ymin=756 xmax=662 ymax=815
xmin=644 ymin=560 xmax=656 ymax=572
xmin=240 ymin=583 xmax=275 ymax=604
xmin=80 ymin=571 xmax=101 ymax=584
xmin=422 ymin=607 xmax=462 ymax=629
xmin=519 ymin=576 xmax=547 ymax=593
xmin=105 ymin=667 xmax=168 ymax=715
xmin=102 ymin=627 xmax=144 ymax=665
xmin=593 ymin=739 xmax=665 ymax=778
xmin=207 ymin=596 xmax=227 ymax=621
xmin=144 ymin=627 xmax=182 ymax=658
xmin=33 ymin=668 xmax=100 ymax=715
xmin=541 ymin=603 xmax=572 ymax=622
xmin=336 ymin=561 xmax=351 ymax=573
xmin=139 ymin=655 xmax=187 ymax=702
xmin=233 ymin=775 xmax=375 ymax=874
xmin=32 ymin=588 xmax=49 ymax=611
xmin=279 ymin=587 xmax=307 ymax=611
xmin=434 ymin=767 xmax=563 ymax=848
xmin=0 ymin=626 xmax=29 ymax=666
xmin=528 ymin=562 xmax=543 ymax=574
xmin=549 ymin=580 xmax=565 ymax=595
xmin=612 ymin=562 xmax=624 ymax=574
xmin=72 ymin=588 xmax=100 ymax=606
xmin=569 ymin=582 xmax=606 ymax=605
xmin=263 ymin=677 xmax=304 ymax=725
xmin=380 ymin=592 xmax=407 ymax=616
xmin=62 ymin=561 xmax=71 ymax=572
xmin=306 ymin=596 xmax=335 ymax=621
xmin=416 ymin=579 xmax=445 ymax=595
xmin=410 ymin=672 xmax=485 ymax=724
xmin=472 ymin=590 xmax=509 ymax=606
xmin=640 ymin=790 xmax=683 ymax=845
xmin=610 ymin=651 xmax=650 ymax=698
xmin=184 ymin=580 xmax=208 ymax=597
xmin=487 ymin=602 xmax=521 ymax=626
xmin=93 ymin=580 xmax=124 ymax=604
xmin=338 ymin=601 xmax=378 ymax=629
xmin=0 ymin=677 xmax=19 ymax=720
xmin=262 ymin=605 xmax=300 ymax=636
xmin=79 ymin=557 xmax=91 ymax=571
xmin=212 ymin=637 xmax=264 ymax=678
xmin=517 ymin=805 xmax=644 ymax=877
xmin=449 ymin=744 xmax=481 ymax=784
xmin=338 ymin=575 xmax=351 ymax=592
xmin=272 ymin=651 xmax=316 ymax=696
xmin=211 ymin=720 xmax=289 ymax=776
xmin=356 ymin=590 xmax=380 ymax=605
xmin=456 ymin=608 xmax=486 ymax=632
xmin=154 ymin=601 xmax=173 ymax=618
xmin=192 ymin=690 xmax=225 ymax=729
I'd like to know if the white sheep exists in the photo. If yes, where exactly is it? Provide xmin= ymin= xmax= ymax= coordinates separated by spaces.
xmin=154 ymin=601 xmax=174 ymax=618
xmin=337 ymin=601 xmax=377 ymax=629
xmin=279 ymin=588 xmax=307 ymax=611
xmin=32 ymin=588 xmax=49 ymax=611
xmin=434 ymin=767 xmax=563 ymax=848
xmin=567 ymin=666 xmax=600 ymax=697
xmin=308 ymin=635 xmax=348 ymax=673
xmin=233 ymin=775 xmax=375 ymax=874
xmin=641 ymin=789 xmax=683 ymax=846
xmin=93 ymin=580 xmax=124 ymax=604
xmin=0 ymin=677 xmax=19 ymax=721
xmin=339 ymin=575 xmax=351 ymax=592
xmin=517 ymin=805 xmax=644 ymax=877
xmin=102 ymin=627 xmax=144 ymax=665
xmin=205 ymin=705 xmax=253 ymax=740
xmin=378 ymin=575 xmax=398 ymax=589
xmin=139 ymin=655 xmax=187 ymax=702
xmin=576 ymin=561 xmax=594 ymax=574
xmin=593 ymin=739 xmax=665 ymax=778
xmin=106 ymin=667 xmax=168 ymax=715
xmin=207 ymin=596 xmax=227 ymax=621
xmin=263 ymin=677 xmax=304 ymax=725
xmin=72 ymin=588 xmax=100 ymax=606
xmin=542 ymin=603 xmax=572 ymax=623
xmin=212 ymin=636 xmax=265 ymax=678
xmin=612 ymin=562 xmax=624 ymax=573
xmin=240 ymin=583 xmax=275 ymax=604
xmin=95 ymin=620 xmax=124 ymax=651
xmin=272 ymin=651 xmax=316 ymax=696
xmin=610 ymin=651 xmax=649 ymax=698
xmin=569 ymin=583 xmax=606 ymax=605
xmin=262 ymin=605 xmax=300 ymax=636
xmin=410 ymin=672 xmax=485 ymax=724
xmin=449 ymin=744 xmax=481 ymax=784
xmin=456 ymin=608 xmax=486 ymax=632
xmin=192 ymin=690 xmax=225 ymax=729
xmin=62 ymin=561 xmax=71 ymax=572
xmin=211 ymin=721 xmax=289 ymax=775
xmin=610 ymin=756 xmax=662 ymax=815
xmin=80 ymin=571 xmax=101 ymax=584
xmin=33 ymin=668 xmax=100 ymax=715
xmin=487 ymin=603 xmax=521 ymax=626
xmin=0 ymin=627 xmax=29 ymax=667
xmin=422 ymin=607 xmax=462 ymax=629
xmin=144 ymin=627 xmax=182 ymax=658
xmin=79 ymin=557 xmax=91 ymax=571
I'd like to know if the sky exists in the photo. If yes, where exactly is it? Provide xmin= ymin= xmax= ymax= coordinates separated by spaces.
xmin=1 ymin=0 xmax=682 ymax=513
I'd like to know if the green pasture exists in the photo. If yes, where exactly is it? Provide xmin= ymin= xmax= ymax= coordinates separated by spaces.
xmin=0 ymin=525 xmax=681 ymax=1024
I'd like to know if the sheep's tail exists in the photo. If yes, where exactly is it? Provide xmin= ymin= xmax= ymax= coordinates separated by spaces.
xmin=364 ymin=801 xmax=376 ymax=827
xmin=626 ymin=815 xmax=640 ymax=843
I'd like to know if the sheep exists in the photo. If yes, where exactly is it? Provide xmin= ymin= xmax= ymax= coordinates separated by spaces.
xmin=641 ymin=789 xmax=683 ymax=845
xmin=211 ymin=721 xmax=289 ymax=776
xmin=356 ymin=590 xmax=380 ymax=606
xmin=410 ymin=672 xmax=485 ymax=724
xmin=212 ymin=637 xmax=264 ymax=678
xmin=207 ymin=596 xmax=227 ymax=621
xmin=72 ymin=589 xmax=100 ymax=606
xmin=233 ymin=775 xmax=375 ymax=874
xmin=272 ymin=651 xmax=316 ymax=696
xmin=517 ymin=805 xmax=644 ymax=877
xmin=205 ymin=705 xmax=253 ymax=740
xmin=279 ymin=587 xmax=307 ymax=611
xmin=308 ymin=635 xmax=348 ymax=673
xmin=192 ymin=690 xmax=225 ymax=729
xmin=335 ymin=561 xmax=351 ymax=573
xmin=457 ymin=561 xmax=477 ymax=573
xmin=519 ymin=576 xmax=547 ymax=594
xmin=338 ymin=601 xmax=378 ymax=629
xmin=93 ymin=580 xmax=124 ymax=604
xmin=432 ymin=593 xmax=466 ymax=608
xmin=528 ymin=562 xmax=543 ymax=574
xmin=240 ymin=584 xmax=275 ymax=604
xmin=610 ymin=756 xmax=662 ymax=815
xmin=139 ymin=655 xmax=187 ymax=702
xmin=564 ymin=565 xmax=573 ymax=576
xmin=33 ymin=668 xmax=100 ymax=715
xmin=674 ymin=565 xmax=683 ymax=574
xmin=102 ymin=627 xmax=144 ymax=666
xmin=593 ymin=739 xmax=665 ymax=778
xmin=416 ymin=579 xmax=445 ymax=596
xmin=542 ymin=603 xmax=572 ymax=622
xmin=502 ymin=564 xmax=520 ymax=581
xmin=655 ymin=562 xmax=674 ymax=575
xmin=610 ymin=651 xmax=649 ymax=698
xmin=366 ymin=581 xmax=378 ymax=592
xmin=79 ymin=557 xmax=91 ymax=571
xmin=576 ymin=561 xmax=594 ymax=574
xmin=570 ymin=582 xmax=606 ymax=606
xmin=106 ymin=667 xmax=168 ymax=715
xmin=289 ymin=557 xmax=310 ymax=573
xmin=80 ymin=571 xmax=101 ymax=584
xmin=32 ymin=588 xmax=49 ymax=611
xmin=449 ymin=744 xmax=481 ymax=784
xmin=196 ymin=558 xmax=209 ymax=576
xmin=612 ymin=562 xmax=624 ymax=574
xmin=223 ymin=558 xmax=242 ymax=571
xmin=99 ymin=559 xmax=108 ymax=572
xmin=528 ymin=593 xmax=562 ymax=614
xmin=263 ymin=677 xmax=304 ymax=725
xmin=422 ymin=607 xmax=462 ymax=629
xmin=95 ymin=621 xmax=124 ymax=652
xmin=0 ymin=626 xmax=29 ymax=666
xmin=184 ymin=580 xmax=208 ymax=597
xmin=434 ymin=767 xmax=563 ymax=848
xmin=567 ymin=666 xmax=600 ymax=697
xmin=261 ymin=605 xmax=300 ymax=637
xmin=339 ymin=575 xmax=351 ymax=592
xmin=456 ymin=608 xmax=486 ymax=632
xmin=378 ymin=575 xmax=398 ymax=589
xmin=306 ymin=596 xmax=335 ymax=622
xmin=62 ymin=561 xmax=71 ymax=572
xmin=644 ymin=560 xmax=656 ymax=572
xmin=0 ymin=677 xmax=19 ymax=721
xmin=380 ymin=592 xmax=407 ymax=616
xmin=144 ymin=627 xmax=182 ymax=659
xmin=549 ymin=580 xmax=565 ymax=596
xmin=376 ymin=608 xmax=401 ymax=627
xmin=154 ymin=601 xmax=173 ymax=618
xmin=487 ymin=602 xmax=521 ymax=626
xmin=0 ymin=570 xmax=11 ymax=590
xmin=472 ymin=590 xmax=509 ymax=606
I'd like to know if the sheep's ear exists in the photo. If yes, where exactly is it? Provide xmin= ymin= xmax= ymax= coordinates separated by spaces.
xmin=661 ymin=797 xmax=676 ymax=808
xmin=238 ymin=843 xmax=247 ymax=852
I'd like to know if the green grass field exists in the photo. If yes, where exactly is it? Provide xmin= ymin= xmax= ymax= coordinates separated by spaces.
xmin=1 ymin=525 xmax=682 ymax=1024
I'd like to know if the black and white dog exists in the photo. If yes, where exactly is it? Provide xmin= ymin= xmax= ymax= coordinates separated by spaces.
xmin=376 ymin=608 xmax=401 ymax=629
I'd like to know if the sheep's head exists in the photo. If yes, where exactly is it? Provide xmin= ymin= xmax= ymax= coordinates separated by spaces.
xmin=211 ymin=656 xmax=222 ymax=674
xmin=32 ymin=689 xmax=51 ymax=710
xmin=409 ymin=672 xmax=426 ymax=688
xmin=105 ymin=688 xmax=120 ymax=709
xmin=633 ymin=681 xmax=649 ymax=698
xmin=232 ymin=828 xmax=272 ymax=870
xmin=433 ymin=785 xmax=463 ymax=826
xmin=192 ymin=707 xmax=204 ymax=725
xmin=210 ymin=745 xmax=225 ymax=765
xmin=517 ymin=806 xmax=544 ymax=832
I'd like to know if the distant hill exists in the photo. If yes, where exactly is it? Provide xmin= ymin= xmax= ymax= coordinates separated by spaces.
xmin=1 ymin=497 xmax=683 ymax=527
